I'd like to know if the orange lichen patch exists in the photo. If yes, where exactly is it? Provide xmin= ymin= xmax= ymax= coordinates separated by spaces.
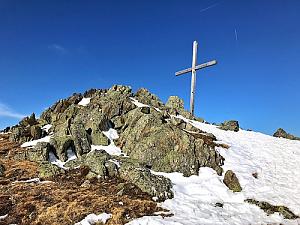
xmin=0 ymin=134 xmax=165 ymax=225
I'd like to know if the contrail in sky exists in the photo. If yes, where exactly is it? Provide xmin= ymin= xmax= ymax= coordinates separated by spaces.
xmin=199 ymin=2 xmax=221 ymax=13
xmin=235 ymin=28 xmax=238 ymax=41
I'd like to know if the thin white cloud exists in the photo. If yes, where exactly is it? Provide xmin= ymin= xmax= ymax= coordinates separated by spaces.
xmin=48 ymin=44 xmax=67 ymax=54
xmin=200 ymin=2 xmax=221 ymax=13
xmin=235 ymin=28 xmax=238 ymax=41
xmin=0 ymin=102 xmax=25 ymax=119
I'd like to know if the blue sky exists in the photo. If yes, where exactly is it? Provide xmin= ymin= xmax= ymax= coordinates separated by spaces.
xmin=0 ymin=0 xmax=299 ymax=136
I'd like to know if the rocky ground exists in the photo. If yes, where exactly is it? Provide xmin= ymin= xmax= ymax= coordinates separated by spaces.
xmin=0 ymin=134 xmax=167 ymax=225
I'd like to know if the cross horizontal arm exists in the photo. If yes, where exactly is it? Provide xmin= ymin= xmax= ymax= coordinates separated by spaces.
xmin=175 ymin=60 xmax=217 ymax=76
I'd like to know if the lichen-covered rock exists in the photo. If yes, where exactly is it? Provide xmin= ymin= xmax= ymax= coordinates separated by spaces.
xmin=70 ymin=121 xmax=91 ymax=156
xmin=134 ymin=88 xmax=164 ymax=109
xmin=119 ymin=161 xmax=173 ymax=201
xmin=223 ymin=170 xmax=242 ymax=192
xmin=30 ymin=125 xmax=43 ymax=140
xmin=38 ymin=162 xmax=65 ymax=178
xmin=166 ymin=96 xmax=185 ymax=111
xmin=50 ymin=136 xmax=74 ymax=161
xmin=19 ymin=113 xmax=37 ymax=127
xmin=118 ymin=108 xmax=224 ymax=176
xmin=219 ymin=120 xmax=239 ymax=132
xmin=273 ymin=128 xmax=300 ymax=141
xmin=84 ymin=151 xmax=111 ymax=177
xmin=245 ymin=199 xmax=299 ymax=219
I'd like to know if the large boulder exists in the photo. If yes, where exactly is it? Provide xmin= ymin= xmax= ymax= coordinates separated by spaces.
xmin=14 ymin=142 xmax=50 ymax=162
xmin=117 ymin=108 xmax=224 ymax=176
xmin=223 ymin=170 xmax=242 ymax=192
xmin=219 ymin=120 xmax=239 ymax=132
xmin=119 ymin=161 xmax=173 ymax=201
xmin=273 ymin=128 xmax=300 ymax=141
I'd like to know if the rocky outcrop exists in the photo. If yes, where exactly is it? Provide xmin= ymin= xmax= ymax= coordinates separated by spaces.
xmin=219 ymin=120 xmax=239 ymax=132
xmin=223 ymin=170 xmax=242 ymax=192
xmin=117 ymin=107 xmax=224 ymax=176
xmin=273 ymin=128 xmax=300 ymax=141
xmin=8 ymin=85 xmax=227 ymax=201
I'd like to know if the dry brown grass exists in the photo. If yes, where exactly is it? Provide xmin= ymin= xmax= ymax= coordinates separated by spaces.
xmin=0 ymin=134 xmax=165 ymax=225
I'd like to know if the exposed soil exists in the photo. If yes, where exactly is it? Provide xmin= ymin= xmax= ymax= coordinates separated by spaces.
xmin=0 ymin=134 xmax=167 ymax=225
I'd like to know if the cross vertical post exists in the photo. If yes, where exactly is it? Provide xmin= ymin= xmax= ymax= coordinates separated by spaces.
xmin=190 ymin=41 xmax=198 ymax=115
xmin=175 ymin=40 xmax=217 ymax=116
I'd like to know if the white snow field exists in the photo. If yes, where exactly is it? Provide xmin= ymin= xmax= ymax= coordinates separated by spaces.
xmin=127 ymin=115 xmax=300 ymax=225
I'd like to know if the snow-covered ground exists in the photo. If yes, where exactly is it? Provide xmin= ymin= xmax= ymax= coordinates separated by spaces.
xmin=127 ymin=116 xmax=300 ymax=225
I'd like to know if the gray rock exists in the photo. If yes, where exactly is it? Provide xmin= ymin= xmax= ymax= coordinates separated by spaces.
xmin=273 ymin=128 xmax=300 ymax=141
xmin=219 ymin=120 xmax=239 ymax=132
xmin=50 ymin=136 xmax=74 ymax=161
xmin=166 ymin=96 xmax=184 ymax=111
xmin=84 ymin=151 xmax=111 ymax=177
xmin=223 ymin=170 xmax=242 ymax=192
xmin=30 ymin=125 xmax=42 ymax=140
xmin=134 ymin=88 xmax=164 ymax=109
xmin=118 ymin=108 xmax=224 ymax=176
xmin=119 ymin=161 xmax=173 ymax=201
xmin=70 ymin=121 xmax=91 ymax=156
xmin=38 ymin=162 xmax=65 ymax=178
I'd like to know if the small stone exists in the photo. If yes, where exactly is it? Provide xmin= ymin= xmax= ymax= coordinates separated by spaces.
xmin=140 ymin=107 xmax=150 ymax=114
xmin=215 ymin=202 xmax=224 ymax=208
xmin=81 ymin=180 xmax=91 ymax=188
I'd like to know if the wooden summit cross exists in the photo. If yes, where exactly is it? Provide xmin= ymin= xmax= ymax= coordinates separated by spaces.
xmin=175 ymin=41 xmax=217 ymax=116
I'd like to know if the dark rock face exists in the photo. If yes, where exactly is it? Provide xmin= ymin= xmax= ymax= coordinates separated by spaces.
xmin=223 ymin=170 xmax=242 ymax=192
xmin=273 ymin=128 xmax=300 ymax=141
xmin=219 ymin=120 xmax=239 ymax=132
xmin=8 ymin=85 xmax=226 ymax=201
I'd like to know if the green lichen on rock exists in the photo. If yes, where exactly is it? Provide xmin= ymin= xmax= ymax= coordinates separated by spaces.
xmin=223 ymin=170 xmax=242 ymax=192
xmin=219 ymin=120 xmax=239 ymax=132
xmin=38 ymin=162 xmax=65 ymax=179
xmin=245 ymin=199 xmax=299 ymax=219
xmin=119 ymin=160 xmax=173 ymax=201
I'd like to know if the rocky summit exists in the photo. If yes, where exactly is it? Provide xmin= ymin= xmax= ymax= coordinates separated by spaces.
xmin=5 ymin=85 xmax=225 ymax=201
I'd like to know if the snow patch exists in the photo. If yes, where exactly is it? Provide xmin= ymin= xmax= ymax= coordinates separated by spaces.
xmin=74 ymin=213 xmax=112 ymax=225
xmin=21 ymin=135 xmax=52 ymax=148
xmin=129 ymin=97 xmax=161 ymax=111
xmin=91 ymin=128 xmax=125 ymax=156
xmin=78 ymin=98 xmax=91 ymax=106
xmin=42 ymin=124 xmax=52 ymax=133
xmin=0 ymin=214 xmax=7 ymax=220
xmin=12 ymin=178 xmax=53 ymax=184
xmin=49 ymin=147 xmax=77 ymax=169
xmin=103 ymin=128 xmax=119 ymax=140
